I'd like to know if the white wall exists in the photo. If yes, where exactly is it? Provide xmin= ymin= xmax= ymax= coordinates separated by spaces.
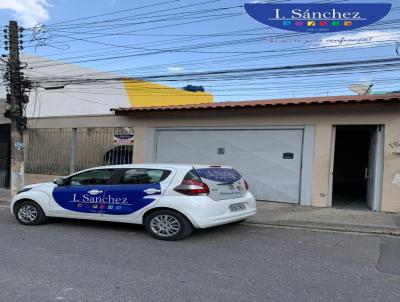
xmin=23 ymin=54 xmax=130 ymax=118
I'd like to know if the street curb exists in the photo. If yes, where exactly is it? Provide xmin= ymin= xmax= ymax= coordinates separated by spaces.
xmin=243 ymin=221 xmax=400 ymax=237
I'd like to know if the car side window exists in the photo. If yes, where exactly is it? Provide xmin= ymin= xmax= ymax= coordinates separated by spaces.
xmin=120 ymin=169 xmax=171 ymax=184
xmin=68 ymin=169 xmax=115 ymax=186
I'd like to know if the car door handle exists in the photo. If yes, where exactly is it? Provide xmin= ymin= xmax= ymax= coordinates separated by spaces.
xmin=88 ymin=189 xmax=103 ymax=195
xmin=143 ymin=188 xmax=161 ymax=194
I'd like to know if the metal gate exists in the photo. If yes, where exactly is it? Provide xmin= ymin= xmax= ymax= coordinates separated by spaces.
xmin=26 ymin=128 xmax=134 ymax=176
xmin=155 ymin=129 xmax=304 ymax=203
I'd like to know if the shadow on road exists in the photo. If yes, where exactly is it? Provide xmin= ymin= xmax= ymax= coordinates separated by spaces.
xmin=46 ymin=217 xmax=245 ymax=240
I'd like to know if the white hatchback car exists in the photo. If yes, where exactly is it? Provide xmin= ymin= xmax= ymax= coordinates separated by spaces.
xmin=11 ymin=164 xmax=257 ymax=240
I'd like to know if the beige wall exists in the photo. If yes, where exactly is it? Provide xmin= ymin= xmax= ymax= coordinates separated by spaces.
xmin=312 ymin=122 xmax=333 ymax=208
xmin=28 ymin=103 xmax=400 ymax=212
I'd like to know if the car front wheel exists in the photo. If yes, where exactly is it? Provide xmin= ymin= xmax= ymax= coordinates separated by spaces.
xmin=144 ymin=210 xmax=193 ymax=241
xmin=14 ymin=200 xmax=48 ymax=225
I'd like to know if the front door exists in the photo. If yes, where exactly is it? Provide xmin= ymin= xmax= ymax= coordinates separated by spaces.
xmin=101 ymin=168 xmax=174 ymax=221
xmin=366 ymin=126 xmax=384 ymax=211
xmin=51 ymin=168 xmax=115 ymax=216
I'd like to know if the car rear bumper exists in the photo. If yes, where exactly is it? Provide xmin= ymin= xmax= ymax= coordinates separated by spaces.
xmin=183 ymin=192 xmax=257 ymax=229
xmin=195 ymin=207 xmax=257 ymax=228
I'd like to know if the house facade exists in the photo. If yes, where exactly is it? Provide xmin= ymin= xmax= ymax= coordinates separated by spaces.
xmin=23 ymin=93 xmax=400 ymax=213
xmin=109 ymin=93 xmax=399 ymax=212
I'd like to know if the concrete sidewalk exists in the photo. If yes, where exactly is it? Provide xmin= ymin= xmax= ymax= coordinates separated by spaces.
xmin=247 ymin=202 xmax=400 ymax=236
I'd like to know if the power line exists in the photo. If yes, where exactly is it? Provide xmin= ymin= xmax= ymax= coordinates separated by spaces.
xmin=27 ymin=57 xmax=400 ymax=85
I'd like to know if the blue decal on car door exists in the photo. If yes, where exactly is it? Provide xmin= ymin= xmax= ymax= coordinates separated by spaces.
xmin=52 ymin=185 xmax=108 ymax=214
xmin=52 ymin=183 xmax=161 ymax=215
xmin=103 ymin=183 xmax=161 ymax=215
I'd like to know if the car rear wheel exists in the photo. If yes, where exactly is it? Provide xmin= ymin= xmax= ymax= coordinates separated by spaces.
xmin=14 ymin=200 xmax=48 ymax=225
xmin=144 ymin=210 xmax=193 ymax=241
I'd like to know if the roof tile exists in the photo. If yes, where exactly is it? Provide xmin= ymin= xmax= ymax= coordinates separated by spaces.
xmin=112 ymin=93 xmax=400 ymax=113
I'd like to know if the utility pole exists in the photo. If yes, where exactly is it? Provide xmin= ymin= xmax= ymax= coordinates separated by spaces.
xmin=7 ymin=20 xmax=25 ymax=196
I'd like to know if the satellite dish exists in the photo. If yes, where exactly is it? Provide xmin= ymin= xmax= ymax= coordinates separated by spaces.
xmin=348 ymin=82 xmax=374 ymax=95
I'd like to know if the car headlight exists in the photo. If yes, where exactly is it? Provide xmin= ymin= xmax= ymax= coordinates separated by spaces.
xmin=17 ymin=188 xmax=32 ymax=195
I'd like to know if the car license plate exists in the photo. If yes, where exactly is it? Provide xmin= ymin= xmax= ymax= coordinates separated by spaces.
xmin=229 ymin=203 xmax=247 ymax=212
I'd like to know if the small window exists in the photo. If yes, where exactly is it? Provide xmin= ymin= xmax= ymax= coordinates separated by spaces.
xmin=69 ymin=169 xmax=114 ymax=186
xmin=120 ymin=169 xmax=171 ymax=184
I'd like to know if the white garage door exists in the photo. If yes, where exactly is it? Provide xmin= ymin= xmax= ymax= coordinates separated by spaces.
xmin=155 ymin=129 xmax=304 ymax=203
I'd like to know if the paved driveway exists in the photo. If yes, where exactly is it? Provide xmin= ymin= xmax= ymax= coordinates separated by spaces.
xmin=0 ymin=205 xmax=399 ymax=302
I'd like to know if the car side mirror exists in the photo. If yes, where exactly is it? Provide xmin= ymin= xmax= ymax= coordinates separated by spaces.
xmin=53 ymin=178 xmax=66 ymax=186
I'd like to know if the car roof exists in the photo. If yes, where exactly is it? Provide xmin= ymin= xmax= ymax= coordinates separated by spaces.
xmin=85 ymin=163 xmax=232 ymax=170
xmin=62 ymin=163 xmax=234 ymax=178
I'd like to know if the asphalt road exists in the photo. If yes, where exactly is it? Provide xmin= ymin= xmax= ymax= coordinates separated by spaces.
xmin=0 ymin=205 xmax=399 ymax=302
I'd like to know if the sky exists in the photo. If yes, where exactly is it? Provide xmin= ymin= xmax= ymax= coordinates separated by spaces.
xmin=0 ymin=0 xmax=399 ymax=102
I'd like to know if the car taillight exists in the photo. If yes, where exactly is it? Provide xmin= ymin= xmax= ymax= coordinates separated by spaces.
xmin=174 ymin=179 xmax=209 ymax=196
xmin=244 ymin=180 xmax=249 ymax=191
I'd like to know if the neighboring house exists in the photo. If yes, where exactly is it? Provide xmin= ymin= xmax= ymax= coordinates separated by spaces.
xmin=1 ymin=55 xmax=214 ymax=184
xmin=23 ymin=54 xmax=213 ymax=118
